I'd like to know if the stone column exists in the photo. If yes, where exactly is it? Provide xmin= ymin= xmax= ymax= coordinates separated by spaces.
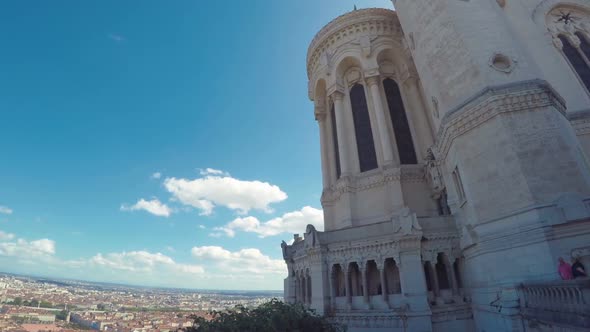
xmin=315 ymin=107 xmax=331 ymax=188
xmin=401 ymin=76 xmax=435 ymax=161
xmin=332 ymin=91 xmax=352 ymax=175
xmin=345 ymin=263 xmax=352 ymax=310
xmin=444 ymin=254 xmax=459 ymax=297
xmin=399 ymin=240 xmax=433 ymax=332
xmin=300 ymin=276 xmax=306 ymax=304
xmin=360 ymin=261 xmax=371 ymax=309
xmin=329 ymin=267 xmax=336 ymax=310
xmin=296 ymin=276 xmax=300 ymax=303
xmin=377 ymin=260 xmax=388 ymax=304
xmin=426 ymin=261 xmax=440 ymax=298
xmin=305 ymin=274 xmax=313 ymax=305
xmin=366 ymin=75 xmax=394 ymax=165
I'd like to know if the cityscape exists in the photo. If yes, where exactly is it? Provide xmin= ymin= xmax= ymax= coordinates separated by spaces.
xmin=0 ymin=273 xmax=281 ymax=331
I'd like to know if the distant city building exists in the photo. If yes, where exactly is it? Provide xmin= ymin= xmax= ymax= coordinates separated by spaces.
xmin=282 ymin=2 xmax=590 ymax=331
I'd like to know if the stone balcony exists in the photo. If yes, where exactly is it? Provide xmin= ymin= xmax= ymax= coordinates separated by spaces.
xmin=518 ymin=279 xmax=590 ymax=330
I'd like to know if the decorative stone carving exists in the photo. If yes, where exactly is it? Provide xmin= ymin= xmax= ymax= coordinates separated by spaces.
xmin=392 ymin=207 xmax=422 ymax=236
xmin=545 ymin=6 xmax=590 ymax=41
xmin=304 ymin=224 xmax=320 ymax=248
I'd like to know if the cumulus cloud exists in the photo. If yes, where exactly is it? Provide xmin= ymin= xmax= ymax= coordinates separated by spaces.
xmin=191 ymin=246 xmax=285 ymax=275
xmin=151 ymin=172 xmax=162 ymax=179
xmin=121 ymin=198 xmax=172 ymax=217
xmin=89 ymin=251 xmax=204 ymax=275
xmin=217 ymin=206 xmax=323 ymax=238
xmin=0 ymin=238 xmax=55 ymax=258
xmin=0 ymin=231 xmax=15 ymax=241
xmin=0 ymin=230 xmax=282 ymax=289
xmin=164 ymin=171 xmax=287 ymax=216
xmin=0 ymin=206 xmax=13 ymax=215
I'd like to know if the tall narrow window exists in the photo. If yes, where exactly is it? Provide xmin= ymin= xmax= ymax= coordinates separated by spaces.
xmin=383 ymin=78 xmax=418 ymax=165
xmin=575 ymin=32 xmax=590 ymax=62
xmin=559 ymin=34 xmax=590 ymax=91
xmin=330 ymin=104 xmax=341 ymax=179
xmin=350 ymin=84 xmax=378 ymax=172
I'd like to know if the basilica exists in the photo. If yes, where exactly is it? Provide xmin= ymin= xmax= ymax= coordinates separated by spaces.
xmin=281 ymin=1 xmax=590 ymax=331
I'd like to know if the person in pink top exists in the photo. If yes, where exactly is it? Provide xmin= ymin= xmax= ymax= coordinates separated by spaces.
xmin=558 ymin=257 xmax=573 ymax=280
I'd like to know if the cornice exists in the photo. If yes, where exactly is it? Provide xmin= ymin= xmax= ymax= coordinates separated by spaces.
xmin=568 ymin=109 xmax=590 ymax=136
xmin=306 ymin=8 xmax=400 ymax=79
xmin=322 ymin=166 xmax=425 ymax=203
xmin=435 ymin=80 xmax=567 ymax=159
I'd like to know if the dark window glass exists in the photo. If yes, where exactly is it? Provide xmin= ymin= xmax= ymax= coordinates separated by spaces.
xmin=560 ymin=35 xmax=590 ymax=91
xmin=383 ymin=78 xmax=418 ymax=164
xmin=330 ymin=104 xmax=341 ymax=179
xmin=349 ymin=84 xmax=378 ymax=172
xmin=436 ymin=254 xmax=450 ymax=290
xmin=423 ymin=263 xmax=432 ymax=292
xmin=576 ymin=32 xmax=590 ymax=64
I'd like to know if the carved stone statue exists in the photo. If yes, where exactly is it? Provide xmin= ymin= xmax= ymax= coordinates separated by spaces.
xmin=392 ymin=207 xmax=422 ymax=235
xmin=281 ymin=240 xmax=288 ymax=260
xmin=304 ymin=224 xmax=319 ymax=248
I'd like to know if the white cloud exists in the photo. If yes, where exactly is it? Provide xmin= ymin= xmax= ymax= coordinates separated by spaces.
xmin=191 ymin=246 xmax=285 ymax=275
xmin=166 ymin=246 xmax=175 ymax=252
xmin=164 ymin=172 xmax=287 ymax=215
xmin=0 ymin=238 xmax=55 ymax=258
xmin=89 ymin=251 xmax=194 ymax=273
xmin=108 ymin=34 xmax=125 ymax=42
xmin=219 ymin=206 xmax=323 ymax=238
xmin=0 ymin=206 xmax=13 ymax=215
xmin=0 ymin=231 xmax=281 ymax=290
xmin=0 ymin=231 xmax=15 ymax=241
xmin=121 ymin=198 xmax=172 ymax=217
xmin=151 ymin=172 xmax=162 ymax=179
xmin=209 ymin=227 xmax=235 ymax=238
xmin=198 ymin=225 xmax=206 ymax=229
xmin=199 ymin=168 xmax=229 ymax=176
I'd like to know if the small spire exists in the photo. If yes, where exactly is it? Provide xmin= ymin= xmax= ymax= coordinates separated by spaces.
xmin=354 ymin=5 xmax=357 ymax=11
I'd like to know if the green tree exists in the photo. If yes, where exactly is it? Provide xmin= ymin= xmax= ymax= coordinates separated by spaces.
xmin=40 ymin=300 xmax=53 ymax=308
xmin=183 ymin=299 xmax=344 ymax=332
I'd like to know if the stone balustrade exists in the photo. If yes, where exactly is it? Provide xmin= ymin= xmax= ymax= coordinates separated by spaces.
xmin=519 ymin=279 xmax=590 ymax=328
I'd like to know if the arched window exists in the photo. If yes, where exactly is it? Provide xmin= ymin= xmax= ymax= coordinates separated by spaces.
xmin=559 ymin=34 xmax=590 ymax=91
xmin=384 ymin=258 xmax=401 ymax=295
xmin=350 ymin=84 xmax=378 ymax=172
xmin=383 ymin=78 xmax=418 ymax=165
xmin=575 ymin=32 xmax=590 ymax=62
xmin=330 ymin=104 xmax=341 ymax=179
xmin=348 ymin=262 xmax=363 ymax=296
xmin=366 ymin=260 xmax=381 ymax=296
xmin=435 ymin=253 xmax=450 ymax=290
xmin=333 ymin=264 xmax=346 ymax=297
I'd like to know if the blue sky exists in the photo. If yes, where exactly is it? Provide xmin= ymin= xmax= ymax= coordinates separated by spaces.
xmin=0 ymin=0 xmax=392 ymax=290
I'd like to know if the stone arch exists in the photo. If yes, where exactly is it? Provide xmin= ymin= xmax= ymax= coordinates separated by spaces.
xmin=384 ymin=258 xmax=401 ymax=295
xmin=335 ymin=56 xmax=365 ymax=88
xmin=332 ymin=264 xmax=346 ymax=297
xmin=435 ymin=253 xmax=451 ymax=290
xmin=543 ymin=4 xmax=590 ymax=94
xmin=533 ymin=0 xmax=590 ymax=23
xmin=348 ymin=262 xmax=363 ymax=297
xmin=366 ymin=260 xmax=381 ymax=296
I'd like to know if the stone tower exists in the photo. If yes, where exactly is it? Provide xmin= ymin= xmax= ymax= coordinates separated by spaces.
xmin=283 ymin=1 xmax=590 ymax=331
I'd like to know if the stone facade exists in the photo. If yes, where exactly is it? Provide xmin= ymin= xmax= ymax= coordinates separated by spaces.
xmin=282 ymin=2 xmax=590 ymax=332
